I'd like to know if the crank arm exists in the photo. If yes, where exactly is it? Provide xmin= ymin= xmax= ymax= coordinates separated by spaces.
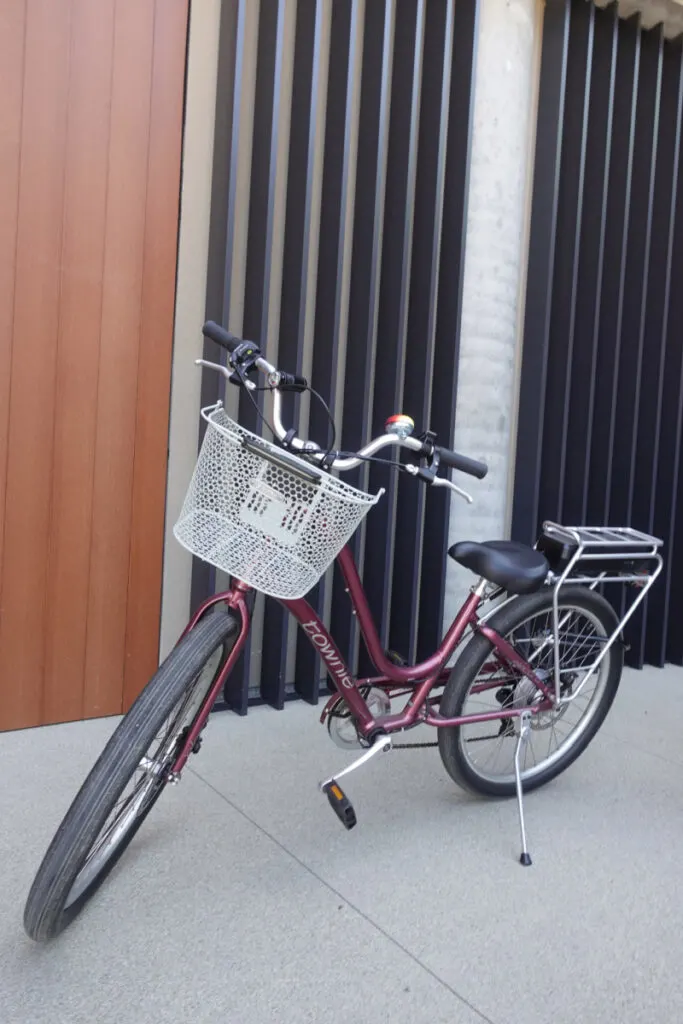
xmin=319 ymin=733 xmax=392 ymax=791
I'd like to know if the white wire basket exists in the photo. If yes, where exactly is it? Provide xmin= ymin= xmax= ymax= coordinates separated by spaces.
xmin=173 ymin=404 xmax=382 ymax=600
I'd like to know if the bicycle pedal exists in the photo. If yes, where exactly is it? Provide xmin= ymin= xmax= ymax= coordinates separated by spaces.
xmin=322 ymin=779 xmax=357 ymax=830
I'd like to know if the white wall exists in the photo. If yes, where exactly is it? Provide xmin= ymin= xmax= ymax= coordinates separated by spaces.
xmin=444 ymin=0 xmax=544 ymax=626
xmin=160 ymin=0 xmax=223 ymax=658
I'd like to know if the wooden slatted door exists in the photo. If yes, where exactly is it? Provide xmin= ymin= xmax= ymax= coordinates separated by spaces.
xmin=0 ymin=0 xmax=189 ymax=730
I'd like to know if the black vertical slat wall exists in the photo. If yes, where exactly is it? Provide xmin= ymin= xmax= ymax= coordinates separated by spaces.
xmin=196 ymin=0 xmax=479 ymax=711
xmin=512 ymin=0 xmax=683 ymax=669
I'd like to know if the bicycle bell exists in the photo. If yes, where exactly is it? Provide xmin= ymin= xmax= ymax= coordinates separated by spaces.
xmin=385 ymin=414 xmax=415 ymax=440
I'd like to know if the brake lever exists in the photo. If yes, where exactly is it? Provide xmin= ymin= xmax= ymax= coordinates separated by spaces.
xmin=430 ymin=475 xmax=474 ymax=504
xmin=404 ymin=463 xmax=473 ymax=504
xmin=195 ymin=358 xmax=259 ymax=391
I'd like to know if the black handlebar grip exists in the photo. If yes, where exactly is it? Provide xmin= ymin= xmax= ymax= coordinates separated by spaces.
xmin=202 ymin=321 xmax=243 ymax=353
xmin=435 ymin=445 xmax=488 ymax=480
xmin=277 ymin=373 xmax=309 ymax=393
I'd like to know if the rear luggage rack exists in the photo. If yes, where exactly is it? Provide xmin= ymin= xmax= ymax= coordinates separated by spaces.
xmin=538 ymin=523 xmax=662 ymax=579
xmin=535 ymin=523 xmax=664 ymax=706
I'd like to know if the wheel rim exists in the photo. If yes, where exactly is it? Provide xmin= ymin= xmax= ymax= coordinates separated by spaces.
xmin=456 ymin=603 xmax=611 ymax=786
xmin=64 ymin=645 xmax=224 ymax=908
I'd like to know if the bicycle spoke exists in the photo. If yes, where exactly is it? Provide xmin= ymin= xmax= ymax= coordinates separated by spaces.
xmin=490 ymin=736 xmax=512 ymax=774
xmin=63 ymin=643 xmax=226 ymax=911
xmin=457 ymin=600 xmax=613 ymax=786
xmin=476 ymin=736 xmax=502 ymax=771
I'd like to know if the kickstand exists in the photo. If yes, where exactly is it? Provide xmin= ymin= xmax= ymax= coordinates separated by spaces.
xmin=514 ymin=710 xmax=532 ymax=866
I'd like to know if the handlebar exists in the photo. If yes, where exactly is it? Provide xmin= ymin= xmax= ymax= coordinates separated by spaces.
xmin=202 ymin=321 xmax=243 ymax=353
xmin=199 ymin=321 xmax=487 ymax=493
xmin=434 ymin=445 xmax=488 ymax=481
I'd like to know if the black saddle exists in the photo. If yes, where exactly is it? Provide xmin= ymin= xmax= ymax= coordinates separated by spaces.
xmin=448 ymin=540 xmax=549 ymax=595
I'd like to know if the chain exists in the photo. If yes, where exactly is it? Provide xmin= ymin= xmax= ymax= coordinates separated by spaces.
xmin=328 ymin=695 xmax=440 ymax=749
xmin=392 ymin=739 xmax=438 ymax=749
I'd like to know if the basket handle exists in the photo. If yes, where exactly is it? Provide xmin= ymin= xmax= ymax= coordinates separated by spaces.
xmin=242 ymin=436 xmax=322 ymax=485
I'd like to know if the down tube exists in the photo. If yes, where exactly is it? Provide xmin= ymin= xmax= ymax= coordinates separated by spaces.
xmin=282 ymin=596 xmax=377 ymax=735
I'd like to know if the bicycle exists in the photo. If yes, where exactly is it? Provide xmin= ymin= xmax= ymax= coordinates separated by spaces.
xmin=23 ymin=322 xmax=664 ymax=941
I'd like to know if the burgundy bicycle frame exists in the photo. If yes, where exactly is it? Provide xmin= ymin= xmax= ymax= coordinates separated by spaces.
xmin=171 ymin=546 xmax=552 ymax=773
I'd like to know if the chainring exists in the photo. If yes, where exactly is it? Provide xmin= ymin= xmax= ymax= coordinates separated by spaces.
xmin=326 ymin=687 xmax=391 ymax=750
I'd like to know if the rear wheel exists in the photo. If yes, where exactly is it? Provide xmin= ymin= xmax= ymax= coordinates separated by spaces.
xmin=438 ymin=586 xmax=622 ymax=797
xmin=24 ymin=607 xmax=239 ymax=941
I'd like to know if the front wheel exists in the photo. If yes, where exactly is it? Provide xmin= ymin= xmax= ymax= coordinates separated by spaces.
xmin=438 ymin=586 xmax=623 ymax=798
xmin=24 ymin=607 xmax=239 ymax=941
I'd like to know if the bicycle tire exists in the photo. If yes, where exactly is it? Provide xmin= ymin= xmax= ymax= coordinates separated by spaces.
xmin=24 ymin=606 xmax=239 ymax=941
xmin=437 ymin=586 xmax=622 ymax=798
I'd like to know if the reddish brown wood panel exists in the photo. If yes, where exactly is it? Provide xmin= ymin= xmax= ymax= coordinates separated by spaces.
xmin=81 ymin=0 xmax=157 ymax=720
xmin=123 ymin=0 xmax=189 ymax=711
xmin=43 ymin=0 xmax=116 ymax=725
xmin=0 ymin=1 xmax=27 ymax=687
xmin=0 ymin=0 xmax=189 ymax=730
xmin=0 ymin=0 xmax=72 ymax=730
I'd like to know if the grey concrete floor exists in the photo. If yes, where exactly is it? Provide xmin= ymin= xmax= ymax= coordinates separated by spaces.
xmin=1 ymin=666 xmax=683 ymax=1024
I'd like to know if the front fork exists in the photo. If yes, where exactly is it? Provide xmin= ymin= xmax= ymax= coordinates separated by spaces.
xmin=170 ymin=583 xmax=253 ymax=776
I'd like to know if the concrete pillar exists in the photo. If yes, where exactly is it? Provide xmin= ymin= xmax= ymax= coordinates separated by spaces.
xmin=444 ymin=0 xmax=543 ymax=625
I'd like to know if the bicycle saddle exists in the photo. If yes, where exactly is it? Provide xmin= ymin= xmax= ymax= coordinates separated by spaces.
xmin=448 ymin=540 xmax=549 ymax=595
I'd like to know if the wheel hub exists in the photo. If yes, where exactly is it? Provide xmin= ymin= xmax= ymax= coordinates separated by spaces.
xmin=495 ymin=669 xmax=575 ymax=731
